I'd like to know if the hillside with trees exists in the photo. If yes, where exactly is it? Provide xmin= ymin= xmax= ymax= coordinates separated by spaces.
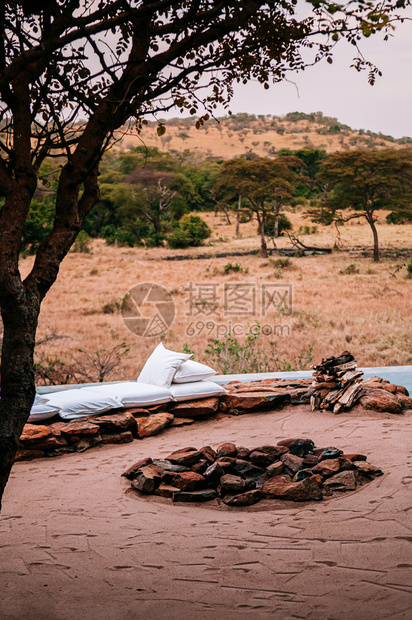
xmin=115 ymin=111 xmax=412 ymax=160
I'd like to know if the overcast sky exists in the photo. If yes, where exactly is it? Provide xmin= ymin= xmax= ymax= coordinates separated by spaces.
xmin=169 ymin=11 xmax=412 ymax=139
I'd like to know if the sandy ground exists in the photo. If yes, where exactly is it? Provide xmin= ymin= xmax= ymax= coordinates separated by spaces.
xmin=1 ymin=404 xmax=411 ymax=620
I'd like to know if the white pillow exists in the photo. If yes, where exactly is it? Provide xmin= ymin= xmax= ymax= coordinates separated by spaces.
xmin=46 ymin=387 xmax=123 ymax=420
xmin=173 ymin=359 xmax=217 ymax=384
xmin=137 ymin=342 xmax=192 ymax=388
xmin=28 ymin=394 xmax=60 ymax=422
xmin=91 ymin=381 xmax=172 ymax=407
xmin=170 ymin=380 xmax=227 ymax=402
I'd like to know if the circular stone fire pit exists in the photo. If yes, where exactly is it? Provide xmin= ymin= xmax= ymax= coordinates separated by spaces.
xmin=122 ymin=438 xmax=383 ymax=506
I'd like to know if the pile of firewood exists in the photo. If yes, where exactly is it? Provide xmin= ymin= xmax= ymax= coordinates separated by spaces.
xmin=310 ymin=351 xmax=364 ymax=414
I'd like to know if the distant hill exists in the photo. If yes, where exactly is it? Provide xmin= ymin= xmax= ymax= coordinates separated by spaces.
xmin=112 ymin=111 xmax=411 ymax=160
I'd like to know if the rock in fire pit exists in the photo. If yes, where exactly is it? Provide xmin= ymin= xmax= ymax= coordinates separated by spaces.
xmin=122 ymin=438 xmax=383 ymax=506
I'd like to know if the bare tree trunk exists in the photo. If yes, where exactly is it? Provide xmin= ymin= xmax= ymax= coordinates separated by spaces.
xmin=0 ymin=295 xmax=39 ymax=510
xmin=259 ymin=218 xmax=268 ymax=258
xmin=221 ymin=205 xmax=230 ymax=225
xmin=236 ymin=194 xmax=241 ymax=235
xmin=274 ymin=215 xmax=279 ymax=238
xmin=366 ymin=213 xmax=380 ymax=262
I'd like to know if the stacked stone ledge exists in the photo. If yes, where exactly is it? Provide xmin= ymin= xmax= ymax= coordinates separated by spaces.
xmin=122 ymin=438 xmax=383 ymax=506
xmin=16 ymin=351 xmax=411 ymax=461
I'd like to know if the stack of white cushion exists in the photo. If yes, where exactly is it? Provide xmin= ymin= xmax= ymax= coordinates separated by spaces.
xmin=137 ymin=343 xmax=226 ymax=402
xmin=29 ymin=342 xmax=226 ymax=421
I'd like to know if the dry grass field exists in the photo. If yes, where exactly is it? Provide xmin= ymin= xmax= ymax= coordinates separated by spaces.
xmin=19 ymin=209 xmax=412 ymax=382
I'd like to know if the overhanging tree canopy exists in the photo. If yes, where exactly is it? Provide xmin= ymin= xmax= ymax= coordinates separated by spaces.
xmin=0 ymin=0 xmax=410 ymax=509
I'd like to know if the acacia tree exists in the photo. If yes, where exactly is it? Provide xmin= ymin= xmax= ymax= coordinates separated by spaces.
xmin=317 ymin=149 xmax=412 ymax=261
xmin=0 ymin=0 xmax=409 ymax=508
xmin=214 ymin=156 xmax=302 ymax=256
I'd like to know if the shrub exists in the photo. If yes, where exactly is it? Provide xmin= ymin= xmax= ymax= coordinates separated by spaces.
xmin=224 ymin=262 xmax=246 ymax=274
xmin=298 ymin=224 xmax=317 ymax=235
xmin=407 ymin=258 xmax=412 ymax=279
xmin=21 ymin=198 xmax=54 ymax=254
xmin=167 ymin=214 xmax=211 ymax=248
xmin=269 ymin=257 xmax=294 ymax=270
xmin=101 ymin=225 xmax=141 ymax=247
xmin=201 ymin=323 xmax=313 ymax=374
xmin=263 ymin=213 xmax=293 ymax=237
xmin=386 ymin=211 xmax=412 ymax=225
xmin=34 ymin=353 xmax=76 ymax=385
xmin=72 ymin=230 xmax=92 ymax=253
xmin=339 ymin=264 xmax=359 ymax=275
xmin=167 ymin=227 xmax=192 ymax=249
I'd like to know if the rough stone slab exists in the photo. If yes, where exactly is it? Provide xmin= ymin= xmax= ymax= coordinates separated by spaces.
xmin=50 ymin=420 xmax=100 ymax=437
xmin=172 ymin=488 xmax=218 ymax=503
xmin=293 ymin=469 xmax=316 ymax=483
xmin=131 ymin=465 xmax=162 ymax=493
xmin=31 ymin=435 xmax=69 ymax=451
xmin=127 ymin=407 xmax=150 ymax=417
xmin=20 ymin=424 xmax=52 ymax=444
xmin=263 ymin=476 xmax=323 ymax=501
xmin=74 ymin=434 xmax=102 ymax=452
xmin=216 ymin=442 xmax=237 ymax=458
xmin=153 ymin=483 xmax=181 ymax=499
xmin=135 ymin=412 xmax=174 ymax=438
xmin=266 ymin=461 xmax=284 ymax=477
xmin=251 ymin=445 xmax=288 ymax=459
xmin=302 ymin=455 xmax=320 ymax=467
xmin=232 ymin=459 xmax=266 ymax=480
xmin=122 ymin=457 xmax=153 ymax=479
xmin=101 ymin=431 xmax=134 ymax=445
xmin=311 ymin=458 xmax=341 ymax=478
xmin=170 ymin=397 xmax=219 ymax=418
xmin=323 ymin=471 xmax=357 ymax=491
xmin=191 ymin=459 xmax=208 ymax=474
xmin=249 ymin=450 xmax=276 ymax=468
xmin=169 ymin=471 xmax=206 ymax=491
xmin=342 ymin=453 xmax=367 ymax=462
xmin=360 ymin=388 xmax=402 ymax=414
xmin=171 ymin=418 xmax=194 ymax=426
xmin=319 ymin=448 xmax=343 ymax=460
xmin=152 ymin=459 xmax=190 ymax=473
xmin=200 ymin=445 xmax=217 ymax=459
xmin=88 ymin=412 xmax=137 ymax=434
xmin=354 ymin=462 xmax=384 ymax=478
xmin=223 ymin=489 xmax=263 ymax=506
xmin=219 ymin=391 xmax=291 ymax=413
xmin=220 ymin=474 xmax=246 ymax=493
xmin=236 ymin=446 xmax=251 ymax=459
xmin=216 ymin=455 xmax=236 ymax=466
xmin=203 ymin=462 xmax=225 ymax=483
xmin=395 ymin=384 xmax=409 ymax=396
xmin=146 ymin=403 xmax=169 ymax=413
xmin=14 ymin=448 xmax=45 ymax=461
xmin=398 ymin=394 xmax=412 ymax=409
xmin=277 ymin=438 xmax=315 ymax=456
xmin=281 ymin=453 xmax=305 ymax=476
xmin=166 ymin=447 xmax=203 ymax=465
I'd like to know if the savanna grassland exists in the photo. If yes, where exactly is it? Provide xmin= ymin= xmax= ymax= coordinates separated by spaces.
xmin=20 ymin=209 xmax=412 ymax=382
